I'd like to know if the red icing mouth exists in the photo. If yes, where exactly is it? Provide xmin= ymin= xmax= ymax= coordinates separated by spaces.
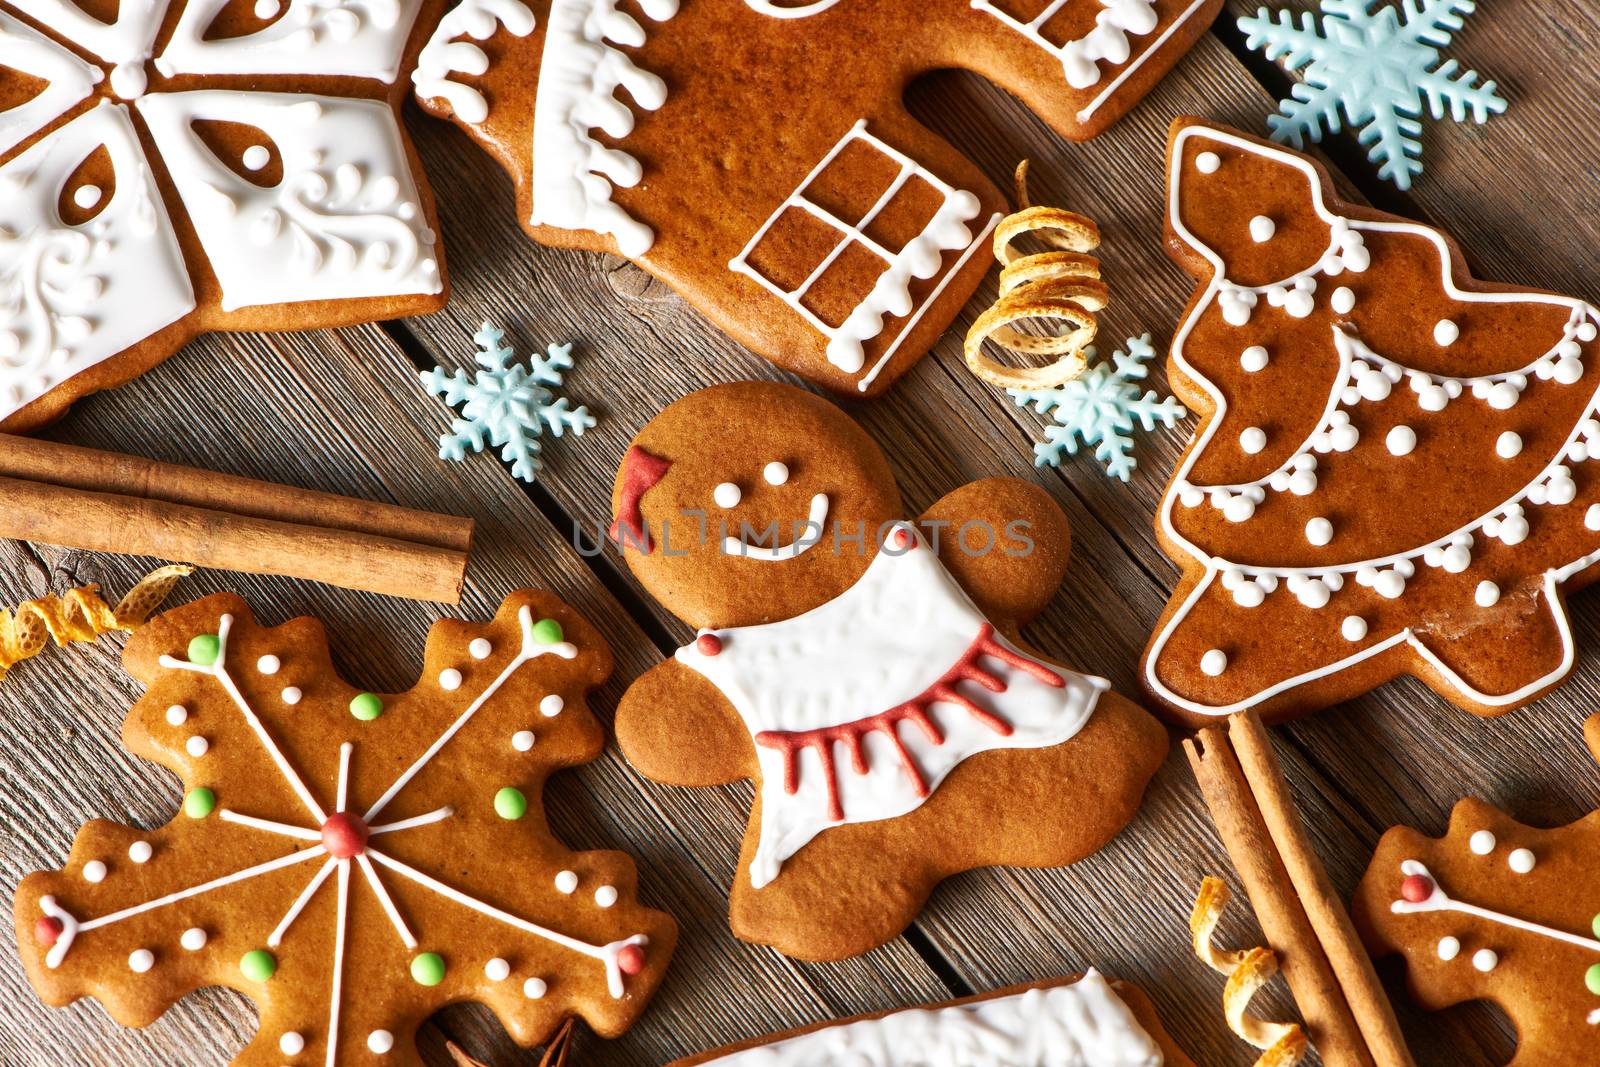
xmin=321 ymin=812 xmax=370 ymax=859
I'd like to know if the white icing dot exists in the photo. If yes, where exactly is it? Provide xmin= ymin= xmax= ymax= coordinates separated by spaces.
xmin=72 ymin=184 xmax=102 ymax=209
xmin=241 ymin=144 xmax=271 ymax=171
xmin=256 ymin=654 xmax=281 ymax=675
xmin=1508 ymin=847 xmax=1535 ymax=874
xmin=439 ymin=668 xmax=463 ymax=691
xmin=1496 ymin=431 xmax=1522 ymax=459
xmin=280 ymin=1032 xmax=305 ymax=1055
xmin=282 ymin=687 xmax=303 ymax=705
xmin=713 ymin=482 xmax=741 ymax=509
xmin=595 ymin=885 xmax=618 ymax=908
xmin=1196 ymin=151 xmax=1221 ymax=173
xmin=1472 ymin=948 xmax=1498 ymax=972
xmin=1249 ymin=215 xmax=1276 ymax=243
xmin=128 ymin=841 xmax=152 ymax=864
xmin=1589 ymin=504 xmax=1600 ymax=532
xmin=1475 ymin=581 xmax=1500 ymax=608
xmin=368 ymin=1030 xmax=394 ymax=1054
xmin=1306 ymin=517 xmax=1333 ymax=547
xmin=512 ymin=730 xmax=536 ymax=752
xmin=1385 ymin=426 xmax=1417 ymax=456
xmin=1200 ymin=649 xmax=1228 ymax=677
xmin=186 ymin=735 xmax=209 ymax=757
xmin=1434 ymin=319 xmax=1459 ymax=346
xmin=1470 ymin=830 xmax=1496 ymax=855
xmin=1340 ymin=615 xmax=1367 ymax=642
xmin=128 ymin=948 xmax=154 ymax=973
xmin=1241 ymin=346 xmax=1269 ymax=372
xmin=1239 ymin=427 xmax=1267 ymax=454
xmin=763 ymin=461 xmax=789 ymax=485
xmin=470 ymin=638 xmax=493 ymax=660
xmin=181 ymin=927 xmax=207 ymax=951
xmin=166 ymin=704 xmax=188 ymax=726
xmin=485 ymin=957 xmax=510 ymax=981
xmin=83 ymin=860 xmax=106 ymax=883
xmin=540 ymin=694 xmax=564 ymax=717
xmin=1437 ymin=936 xmax=1460 ymax=961
xmin=555 ymin=870 xmax=578 ymax=894
xmin=1331 ymin=287 xmax=1356 ymax=314
xmin=253 ymin=0 xmax=280 ymax=17
xmin=523 ymin=977 xmax=548 ymax=999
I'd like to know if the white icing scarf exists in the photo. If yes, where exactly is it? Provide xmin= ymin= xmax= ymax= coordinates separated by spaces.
xmin=676 ymin=536 xmax=1106 ymax=888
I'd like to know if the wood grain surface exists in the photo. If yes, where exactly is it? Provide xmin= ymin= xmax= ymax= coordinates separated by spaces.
xmin=2 ymin=3 xmax=1595 ymax=1064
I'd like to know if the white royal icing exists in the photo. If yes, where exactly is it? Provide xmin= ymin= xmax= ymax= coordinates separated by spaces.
xmin=0 ymin=102 xmax=195 ymax=421
xmin=137 ymin=91 xmax=441 ymax=312
xmin=155 ymin=0 xmax=427 ymax=82
xmin=676 ymin=531 xmax=1105 ymax=889
xmin=0 ymin=12 xmax=104 ymax=155
xmin=7 ymin=0 xmax=169 ymax=99
xmin=698 ymin=969 xmax=1163 ymax=1066
xmin=413 ymin=0 xmax=537 ymax=125
xmin=529 ymin=0 xmax=678 ymax=257
xmin=743 ymin=0 xmax=842 ymax=15
xmin=1146 ymin=126 xmax=1600 ymax=718
xmin=1393 ymin=859 xmax=1600 ymax=971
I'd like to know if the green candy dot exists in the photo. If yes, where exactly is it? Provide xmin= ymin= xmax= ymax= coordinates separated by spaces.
xmin=494 ymin=787 xmax=528 ymax=821
xmin=1592 ymin=913 xmax=1600 ymax=941
xmin=184 ymin=787 xmax=216 ymax=819
xmin=1588 ymin=964 xmax=1600 ymax=997
xmin=410 ymin=952 xmax=446 ymax=986
xmin=240 ymin=949 xmax=276 ymax=982
xmin=349 ymin=692 xmax=384 ymax=721
xmin=530 ymin=618 xmax=564 ymax=645
xmin=187 ymin=634 xmax=221 ymax=666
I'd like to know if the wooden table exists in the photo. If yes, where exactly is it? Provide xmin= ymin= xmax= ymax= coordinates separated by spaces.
xmin=2 ymin=2 xmax=1595 ymax=1063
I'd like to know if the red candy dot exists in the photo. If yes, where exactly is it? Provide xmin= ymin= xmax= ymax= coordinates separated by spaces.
xmin=892 ymin=527 xmax=914 ymax=550
xmin=35 ymin=916 xmax=63 ymax=947
xmin=1400 ymin=874 xmax=1434 ymax=903
xmin=617 ymin=944 xmax=646 ymax=976
xmin=321 ymin=812 xmax=370 ymax=860
xmin=696 ymin=633 xmax=723 ymax=657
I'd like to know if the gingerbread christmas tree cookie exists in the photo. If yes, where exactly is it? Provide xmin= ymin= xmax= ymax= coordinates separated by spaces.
xmin=1142 ymin=118 xmax=1600 ymax=726
xmin=13 ymin=590 xmax=675 ymax=1063
xmin=411 ymin=0 xmax=1221 ymax=397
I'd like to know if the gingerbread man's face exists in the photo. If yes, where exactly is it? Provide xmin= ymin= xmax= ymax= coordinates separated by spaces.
xmin=611 ymin=381 xmax=902 ymax=630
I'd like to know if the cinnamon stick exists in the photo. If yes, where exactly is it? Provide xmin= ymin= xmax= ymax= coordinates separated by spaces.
xmin=1185 ymin=729 xmax=1375 ymax=1067
xmin=1229 ymin=712 xmax=1416 ymax=1067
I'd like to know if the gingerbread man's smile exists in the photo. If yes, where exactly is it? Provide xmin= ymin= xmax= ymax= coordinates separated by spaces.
xmin=714 ymin=461 xmax=831 ymax=561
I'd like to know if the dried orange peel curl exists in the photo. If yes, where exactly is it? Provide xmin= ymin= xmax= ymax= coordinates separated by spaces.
xmin=0 ymin=565 xmax=193 ymax=682
xmin=963 ymin=160 xmax=1109 ymax=390
xmin=1191 ymin=876 xmax=1309 ymax=1067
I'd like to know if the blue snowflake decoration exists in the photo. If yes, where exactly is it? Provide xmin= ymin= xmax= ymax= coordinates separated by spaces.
xmin=1008 ymin=334 xmax=1187 ymax=482
xmin=420 ymin=322 xmax=596 ymax=483
xmin=1240 ymin=0 xmax=1506 ymax=190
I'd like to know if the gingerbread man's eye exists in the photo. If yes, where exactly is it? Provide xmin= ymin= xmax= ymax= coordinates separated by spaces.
xmin=763 ymin=462 xmax=789 ymax=486
xmin=713 ymin=482 xmax=742 ymax=508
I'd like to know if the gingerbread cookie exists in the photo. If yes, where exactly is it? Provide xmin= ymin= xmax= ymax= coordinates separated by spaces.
xmin=0 ymin=0 xmax=449 ymax=431
xmin=1352 ymin=713 xmax=1600 ymax=1064
xmin=608 ymin=380 xmax=1167 ymax=960
xmin=13 ymin=590 xmax=675 ymax=1062
xmin=411 ymin=0 xmax=1221 ymax=397
xmin=1141 ymin=118 xmax=1600 ymax=726
xmin=669 ymin=970 xmax=1192 ymax=1066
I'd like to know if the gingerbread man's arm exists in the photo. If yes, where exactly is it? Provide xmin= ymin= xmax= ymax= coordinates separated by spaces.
xmin=918 ymin=477 xmax=1071 ymax=630
xmin=615 ymin=658 xmax=755 ymax=788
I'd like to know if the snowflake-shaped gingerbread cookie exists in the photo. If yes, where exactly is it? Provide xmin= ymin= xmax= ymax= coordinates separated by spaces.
xmin=13 ymin=590 xmax=675 ymax=1063
xmin=0 ymin=0 xmax=450 ymax=431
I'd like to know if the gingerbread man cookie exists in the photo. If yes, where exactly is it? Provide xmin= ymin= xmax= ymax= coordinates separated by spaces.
xmin=13 ymin=590 xmax=675 ymax=1063
xmin=411 ymin=0 xmax=1221 ymax=397
xmin=609 ymin=380 xmax=1167 ymax=960
xmin=0 ymin=0 xmax=449 ymax=431
xmin=1142 ymin=118 xmax=1600 ymax=726
xmin=1353 ymin=713 xmax=1600 ymax=1064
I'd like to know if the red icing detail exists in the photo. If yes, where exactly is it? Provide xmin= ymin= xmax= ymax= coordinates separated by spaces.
xmin=609 ymin=446 xmax=672 ymax=553
xmin=892 ymin=527 xmax=914 ymax=551
xmin=617 ymin=944 xmax=646 ymax=975
xmin=34 ymin=915 xmax=63 ymax=947
xmin=754 ymin=623 xmax=1064 ymax=822
xmin=696 ymin=633 xmax=723 ymax=657
xmin=1400 ymin=873 xmax=1434 ymax=903
xmin=321 ymin=812 xmax=370 ymax=859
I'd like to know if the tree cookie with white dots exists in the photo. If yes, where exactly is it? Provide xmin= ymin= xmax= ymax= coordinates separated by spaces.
xmin=1142 ymin=117 xmax=1600 ymax=726
xmin=1352 ymin=713 xmax=1600 ymax=1064
xmin=609 ymin=380 xmax=1167 ymax=960
xmin=12 ymin=590 xmax=676 ymax=1064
